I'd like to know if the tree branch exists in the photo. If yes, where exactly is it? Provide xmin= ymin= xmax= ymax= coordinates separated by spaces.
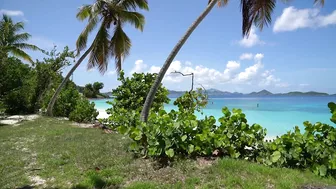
xmin=171 ymin=71 xmax=194 ymax=92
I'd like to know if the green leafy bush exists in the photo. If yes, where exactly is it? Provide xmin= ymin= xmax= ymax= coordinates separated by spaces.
xmin=105 ymin=71 xmax=170 ymax=127
xmin=69 ymin=99 xmax=99 ymax=123
xmin=43 ymin=82 xmax=81 ymax=117
xmin=328 ymin=102 xmax=336 ymax=124
xmin=0 ymin=57 xmax=35 ymax=114
xmin=258 ymin=121 xmax=336 ymax=177
xmin=113 ymin=90 xmax=266 ymax=160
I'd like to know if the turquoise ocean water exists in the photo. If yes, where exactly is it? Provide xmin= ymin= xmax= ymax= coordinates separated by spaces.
xmin=90 ymin=96 xmax=336 ymax=137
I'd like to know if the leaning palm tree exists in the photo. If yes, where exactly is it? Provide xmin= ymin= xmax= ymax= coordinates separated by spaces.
xmin=46 ymin=0 xmax=148 ymax=116
xmin=0 ymin=14 xmax=41 ymax=63
xmin=140 ymin=0 xmax=325 ymax=122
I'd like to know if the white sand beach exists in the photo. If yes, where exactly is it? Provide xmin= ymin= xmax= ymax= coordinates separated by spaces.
xmin=97 ymin=108 xmax=109 ymax=119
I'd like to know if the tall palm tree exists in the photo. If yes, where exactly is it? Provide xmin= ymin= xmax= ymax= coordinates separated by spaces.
xmin=140 ymin=0 xmax=325 ymax=122
xmin=0 ymin=14 xmax=41 ymax=63
xmin=46 ymin=0 xmax=148 ymax=116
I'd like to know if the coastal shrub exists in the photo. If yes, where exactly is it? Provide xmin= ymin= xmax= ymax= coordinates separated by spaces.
xmin=258 ymin=121 xmax=336 ymax=177
xmin=115 ymin=90 xmax=266 ymax=160
xmin=69 ymin=99 xmax=99 ymax=123
xmin=43 ymin=82 xmax=81 ymax=117
xmin=105 ymin=71 xmax=169 ymax=127
xmin=328 ymin=102 xmax=336 ymax=124
xmin=0 ymin=57 xmax=36 ymax=114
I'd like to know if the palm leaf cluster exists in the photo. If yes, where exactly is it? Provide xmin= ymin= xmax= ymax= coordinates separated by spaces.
xmin=76 ymin=0 xmax=148 ymax=73
xmin=0 ymin=14 xmax=41 ymax=63
xmin=209 ymin=0 xmax=325 ymax=36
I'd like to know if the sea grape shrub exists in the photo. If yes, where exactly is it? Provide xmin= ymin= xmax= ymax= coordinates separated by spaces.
xmin=328 ymin=102 xmax=336 ymax=124
xmin=105 ymin=71 xmax=169 ymax=128
xmin=258 ymin=122 xmax=336 ymax=177
xmin=43 ymin=82 xmax=98 ymax=122
xmin=43 ymin=82 xmax=81 ymax=117
xmin=215 ymin=107 xmax=266 ymax=159
xmin=117 ymin=90 xmax=266 ymax=160
xmin=69 ymin=99 xmax=99 ymax=123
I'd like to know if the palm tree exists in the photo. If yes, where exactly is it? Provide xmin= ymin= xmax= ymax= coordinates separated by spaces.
xmin=140 ymin=0 xmax=325 ymax=122
xmin=0 ymin=14 xmax=41 ymax=63
xmin=46 ymin=0 xmax=148 ymax=116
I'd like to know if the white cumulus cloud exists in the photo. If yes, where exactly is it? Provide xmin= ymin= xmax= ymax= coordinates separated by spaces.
xmin=130 ymin=60 xmax=147 ymax=74
xmin=238 ymin=27 xmax=265 ymax=48
xmin=0 ymin=9 xmax=24 ymax=17
xmin=239 ymin=53 xmax=253 ymax=60
xmin=273 ymin=6 xmax=336 ymax=32
xmin=129 ymin=54 xmax=287 ymax=89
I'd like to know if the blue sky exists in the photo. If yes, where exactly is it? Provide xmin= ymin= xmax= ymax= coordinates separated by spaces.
xmin=1 ymin=0 xmax=336 ymax=93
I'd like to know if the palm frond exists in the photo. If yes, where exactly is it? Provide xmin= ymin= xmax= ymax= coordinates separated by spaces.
xmin=118 ymin=0 xmax=149 ymax=11
xmin=12 ymin=22 xmax=24 ymax=32
xmin=13 ymin=43 xmax=42 ymax=51
xmin=241 ymin=0 xmax=254 ymax=36
xmin=76 ymin=15 xmax=99 ymax=55
xmin=77 ymin=4 xmax=93 ymax=21
xmin=119 ymin=11 xmax=145 ymax=31
xmin=11 ymin=33 xmax=31 ymax=43
xmin=110 ymin=21 xmax=131 ymax=73
xmin=7 ymin=46 xmax=34 ymax=63
xmin=1 ymin=14 xmax=12 ymax=23
xmin=88 ymin=19 xmax=110 ymax=73
xmin=314 ymin=0 xmax=324 ymax=6
xmin=252 ymin=0 xmax=276 ymax=31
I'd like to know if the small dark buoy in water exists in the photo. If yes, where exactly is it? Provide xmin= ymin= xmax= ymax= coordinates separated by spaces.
xmin=212 ymin=102 xmax=213 ymax=105
xmin=257 ymin=103 xmax=259 ymax=107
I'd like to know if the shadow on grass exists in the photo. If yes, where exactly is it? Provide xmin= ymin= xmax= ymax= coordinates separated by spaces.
xmin=16 ymin=186 xmax=34 ymax=189
xmin=72 ymin=175 xmax=121 ymax=189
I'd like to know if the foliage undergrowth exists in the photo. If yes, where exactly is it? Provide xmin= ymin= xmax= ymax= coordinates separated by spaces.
xmin=106 ymin=72 xmax=336 ymax=178
xmin=0 ymin=46 xmax=98 ymax=122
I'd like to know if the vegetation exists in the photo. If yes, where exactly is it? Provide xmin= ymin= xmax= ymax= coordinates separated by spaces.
xmin=69 ymin=99 xmax=99 ymax=123
xmin=258 ymin=121 xmax=336 ymax=177
xmin=141 ymin=0 xmax=325 ymax=122
xmin=0 ymin=14 xmax=41 ymax=63
xmin=0 ymin=42 xmax=98 ymax=122
xmin=83 ymin=82 xmax=108 ymax=98
xmin=105 ymin=71 xmax=169 ymax=127
xmin=1 ymin=118 xmax=336 ymax=189
xmin=46 ymin=0 xmax=149 ymax=116
xmin=328 ymin=102 xmax=336 ymax=124
xmin=106 ymin=72 xmax=336 ymax=178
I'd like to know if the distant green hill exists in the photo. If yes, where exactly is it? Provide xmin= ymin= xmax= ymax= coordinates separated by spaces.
xmin=100 ymin=89 xmax=332 ymax=98
xmin=280 ymin=91 xmax=329 ymax=96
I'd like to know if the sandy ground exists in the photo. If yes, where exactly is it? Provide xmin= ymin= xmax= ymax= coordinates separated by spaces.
xmin=0 ymin=114 xmax=40 ymax=125
xmin=97 ymin=109 xmax=109 ymax=119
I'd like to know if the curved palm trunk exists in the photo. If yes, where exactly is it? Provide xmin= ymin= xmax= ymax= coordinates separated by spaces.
xmin=140 ymin=0 xmax=218 ymax=122
xmin=46 ymin=46 xmax=93 ymax=116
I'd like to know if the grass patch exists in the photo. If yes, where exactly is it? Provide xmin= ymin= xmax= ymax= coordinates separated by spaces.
xmin=0 ymin=117 xmax=335 ymax=189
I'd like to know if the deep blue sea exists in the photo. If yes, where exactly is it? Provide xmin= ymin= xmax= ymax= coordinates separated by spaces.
xmin=90 ymin=96 xmax=336 ymax=137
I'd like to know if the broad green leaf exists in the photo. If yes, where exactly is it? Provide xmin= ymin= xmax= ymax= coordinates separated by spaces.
xmin=319 ymin=165 xmax=327 ymax=176
xmin=181 ymin=135 xmax=187 ymax=142
xmin=165 ymin=148 xmax=174 ymax=158
xmin=271 ymin=151 xmax=281 ymax=163
xmin=188 ymin=144 xmax=194 ymax=154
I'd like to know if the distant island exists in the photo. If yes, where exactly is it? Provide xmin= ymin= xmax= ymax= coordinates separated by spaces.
xmin=168 ymin=89 xmax=333 ymax=98
xmin=101 ymin=89 xmax=335 ymax=98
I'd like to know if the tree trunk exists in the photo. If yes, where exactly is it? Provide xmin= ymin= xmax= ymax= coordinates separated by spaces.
xmin=140 ymin=0 xmax=218 ymax=122
xmin=46 ymin=46 xmax=93 ymax=116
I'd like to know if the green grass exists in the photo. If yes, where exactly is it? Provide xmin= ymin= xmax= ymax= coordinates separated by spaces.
xmin=0 ymin=118 xmax=335 ymax=189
